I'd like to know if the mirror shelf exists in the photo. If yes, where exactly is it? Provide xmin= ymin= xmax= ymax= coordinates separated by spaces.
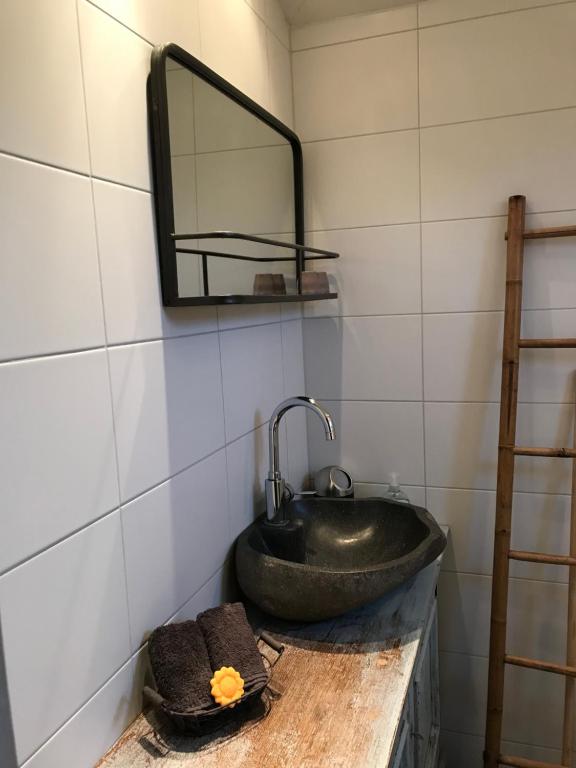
xmin=148 ymin=43 xmax=340 ymax=307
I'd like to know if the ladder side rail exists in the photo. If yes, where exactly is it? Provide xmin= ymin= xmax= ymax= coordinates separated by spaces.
xmin=485 ymin=195 xmax=527 ymax=768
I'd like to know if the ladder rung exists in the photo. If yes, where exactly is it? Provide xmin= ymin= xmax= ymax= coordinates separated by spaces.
xmin=499 ymin=755 xmax=564 ymax=768
xmin=512 ymin=446 xmax=576 ymax=458
xmin=509 ymin=550 xmax=576 ymax=566
xmin=505 ymin=225 xmax=576 ymax=240
xmin=504 ymin=654 xmax=576 ymax=677
xmin=519 ymin=338 xmax=576 ymax=348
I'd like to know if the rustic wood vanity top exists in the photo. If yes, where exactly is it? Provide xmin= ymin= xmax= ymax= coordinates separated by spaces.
xmin=99 ymin=557 xmax=441 ymax=768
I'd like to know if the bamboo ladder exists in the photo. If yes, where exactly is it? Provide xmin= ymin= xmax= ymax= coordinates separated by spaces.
xmin=484 ymin=195 xmax=576 ymax=768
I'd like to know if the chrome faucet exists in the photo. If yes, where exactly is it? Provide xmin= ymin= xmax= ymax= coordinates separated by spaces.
xmin=265 ymin=396 xmax=335 ymax=523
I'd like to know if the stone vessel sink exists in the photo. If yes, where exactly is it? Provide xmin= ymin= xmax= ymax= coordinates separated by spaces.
xmin=235 ymin=497 xmax=446 ymax=621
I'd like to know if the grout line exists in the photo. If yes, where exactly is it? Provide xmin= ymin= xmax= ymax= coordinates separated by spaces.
xmin=84 ymin=0 xmax=153 ymax=47
xmin=304 ymin=206 xmax=576 ymax=233
xmin=215 ymin=324 xmax=234 ymax=543
xmin=415 ymin=4 xmax=427 ymax=508
xmin=418 ymin=0 xmax=576 ymax=31
xmin=440 ymin=726 xmax=563 ymax=757
xmin=18 ymin=644 xmax=145 ymax=767
xmin=0 ymin=506 xmax=120 ymax=580
xmin=301 ymin=307 xmax=576 ymax=317
xmin=74 ymin=0 xmax=137 ymax=651
xmin=301 ymin=104 xmax=576 ymax=146
xmin=20 ymin=559 xmax=229 ymax=765
xmin=0 ymin=317 xmax=303 ymax=367
xmin=0 ymin=147 xmax=91 ymax=178
xmin=311 ymin=398 xmax=576 ymax=405
xmin=426 ymin=484 xmax=571 ymax=498
xmin=292 ymin=24 xmax=417 ymax=54
xmin=440 ymin=567 xmax=571 ymax=589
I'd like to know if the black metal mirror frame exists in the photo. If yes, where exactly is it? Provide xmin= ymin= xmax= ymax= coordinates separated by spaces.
xmin=148 ymin=43 xmax=310 ymax=307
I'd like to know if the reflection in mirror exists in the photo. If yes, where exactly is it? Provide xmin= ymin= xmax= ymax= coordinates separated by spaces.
xmin=165 ymin=57 xmax=296 ymax=299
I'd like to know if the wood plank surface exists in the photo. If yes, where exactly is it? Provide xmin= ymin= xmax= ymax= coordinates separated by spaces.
xmin=98 ymin=557 xmax=442 ymax=768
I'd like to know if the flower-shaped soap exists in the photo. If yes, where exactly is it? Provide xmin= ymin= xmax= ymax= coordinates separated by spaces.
xmin=210 ymin=666 xmax=245 ymax=708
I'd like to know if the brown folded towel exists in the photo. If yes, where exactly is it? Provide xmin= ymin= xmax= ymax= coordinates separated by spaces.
xmin=148 ymin=620 xmax=213 ymax=713
xmin=197 ymin=602 xmax=267 ymax=683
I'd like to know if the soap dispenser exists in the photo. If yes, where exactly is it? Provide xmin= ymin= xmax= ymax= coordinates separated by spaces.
xmin=384 ymin=472 xmax=411 ymax=503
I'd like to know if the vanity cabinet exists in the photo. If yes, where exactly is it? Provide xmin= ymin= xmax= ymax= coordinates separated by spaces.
xmin=99 ymin=550 xmax=445 ymax=768
xmin=391 ymin=604 xmax=440 ymax=768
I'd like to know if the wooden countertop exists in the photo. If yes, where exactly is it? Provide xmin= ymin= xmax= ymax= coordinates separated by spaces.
xmin=99 ymin=557 xmax=441 ymax=768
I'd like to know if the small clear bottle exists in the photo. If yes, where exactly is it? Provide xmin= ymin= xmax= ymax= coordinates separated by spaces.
xmin=384 ymin=472 xmax=411 ymax=503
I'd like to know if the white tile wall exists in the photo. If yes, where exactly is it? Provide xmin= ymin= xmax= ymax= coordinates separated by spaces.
xmin=121 ymin=451 xmax=230 ymax=648
xmin=0 ymin=514 xmax=131 ymax=762
xmin=109 ymin=334 xmax=225 ymax=501
xmin=420 ymin=4 xmax=576 ymax=126
xmin=304 ymin=130 xmax=420 ymax=230
xmin=296 ymin=2 xmax=576 ymax=762
xmin=0 ymin=351 xmax=118 ymax=573
xmin=0 ymin=155 xmax=105 ymax=361
xmin=293 ymin=32 xmax=418 ymax=141
xmin=421 ymin=108 xmax=576 ymax=221
xmin=305 ymin=224 xmax=421 ymax=318
xmin=78 ymin=1 xmax=152 ymax=190
xmin=0 ymin=0 xmax=89 ymax=172
xmin=291 ymin=6 xmax=417 ymax=50
xmin=303 ymin=315 xmax=423 ymax=401
xmin=220 ymin=322 xmax=285 ymax=441
xmin=0 ymin=0 xmax=297 ymax=765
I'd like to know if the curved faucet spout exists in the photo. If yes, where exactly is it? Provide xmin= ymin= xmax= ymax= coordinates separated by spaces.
xmin=266 ymin=396 xmax=335 ymax=522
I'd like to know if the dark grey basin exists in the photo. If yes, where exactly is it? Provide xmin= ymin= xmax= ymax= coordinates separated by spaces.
xmin=235 ymin=497 xmax=446 ymax=621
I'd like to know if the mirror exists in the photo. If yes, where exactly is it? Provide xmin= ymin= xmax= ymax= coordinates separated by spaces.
xmin=148 ymin=44 xmax=312 ymax=306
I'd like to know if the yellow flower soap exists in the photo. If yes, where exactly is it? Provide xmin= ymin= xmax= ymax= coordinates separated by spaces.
xmin=210 ymin=666 xmax=245 ymax=708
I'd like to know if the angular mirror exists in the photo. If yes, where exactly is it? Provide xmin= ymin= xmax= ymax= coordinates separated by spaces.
xmin=148 ymin=44 xmax=338 ymax=306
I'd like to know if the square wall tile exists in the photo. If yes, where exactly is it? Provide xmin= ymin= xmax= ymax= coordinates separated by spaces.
xmin=93 ymin=180 xmax=217 ymax=344
xmin=122 ymin=450 xmax=230 ymax=648
xmin=425 ymin=402 xmax=574 ymax=493
xmin=21 ymin=652 xmax=145 ymax=768
xmin=308 ymin=401 xmax=425 ymax=486
xmin=438 ymin=571 xmax=567 ymax=662
xmin=422 ymin=217 xmax=506 ymax=314
xmin=427 ymin=487 xmax=572 ymax=584
xmin=304 ymin=316 xmax=423 ymax=401
xmin=291 ymin=6 xmax=417 ymax=50
xmin=423 ymin=312 xmax=503 ymax=403
xmin=0 ymin=351 xmax=118 ymax=573
xmin=88 ymin=0 xmax=200 ymax=53
xmin=198 ymin=0 xmax=269 ymax=109
xmin=0 ymin=0 xmax=89 ymax=171
xmin=293 ymin=32 xmax=418 ymax=141
xmin=422 ymin=210 xmax=576 ymax=314
xmin=304 ymin=131 xmax=420 ymax=230
xmin=0 ymin=155 xmax=105 ymax=361
xmin=421 ymin=109 xmax=576 ymax=221
xmin=79 ymin=1 xmax=152 ymax=189
xmin=226 ymin=425 xmax=268 ymax=540
xmin=304 ymin=224 xmax=421 ymax=318
xmin=0 ymin=514 xmax=131 ymax=763
xmin=220 ymin=323 xmax=284 ymax=441
xmin=109 ymin=334 xmax=225 ymax=501
xmin=440 ymin=651 xmax=567 ymax=748
xmin=420 ymin=4 xmax=576 ymax=126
